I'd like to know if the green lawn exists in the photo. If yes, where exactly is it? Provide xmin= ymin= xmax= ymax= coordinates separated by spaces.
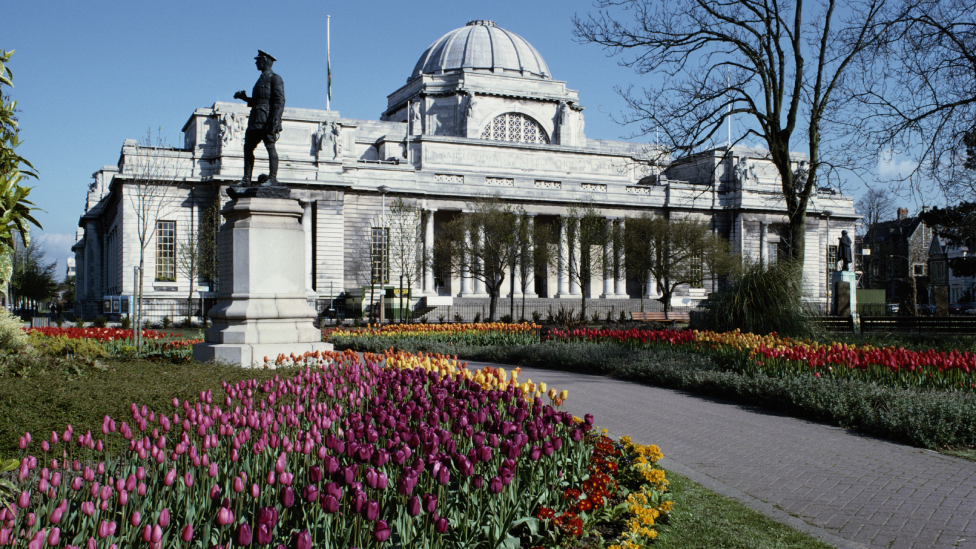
xmin=659 ymin=471 xmax=834 ymax=549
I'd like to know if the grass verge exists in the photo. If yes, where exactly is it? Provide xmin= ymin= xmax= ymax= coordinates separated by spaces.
xmin=660 ymin=471 xmax=835 ymax=549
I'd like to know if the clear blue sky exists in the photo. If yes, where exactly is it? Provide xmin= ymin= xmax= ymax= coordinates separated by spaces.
xmin=7 ymin=0 xmax=913 ymax=279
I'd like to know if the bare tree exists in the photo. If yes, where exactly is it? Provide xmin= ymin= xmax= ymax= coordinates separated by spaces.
xmin=846 ymin=0 xmax=976 ymax=200
xmin=510 ymin=213 xmax=552 ymax=321
xmin=123 ymin=128 xmax=187 ymax=350
xmin=632 ymin=213 xmax=735 ymax=316
xmin=573 ymin=0 xmax=912 ymax=275
xmin=435 ymin=193 xmax=518 ymax=322
xmin=176 ymin=196 xmax=219 ymax=325
xmin=349 ymin=220 xmax=385 ymax=324
xmin=385 ymin=198 xmax=425 ymax=322
xmin=856 ymin=187 xmax=897 ymax=233
xmin=562 ymin=202 xmax=608 ymax=319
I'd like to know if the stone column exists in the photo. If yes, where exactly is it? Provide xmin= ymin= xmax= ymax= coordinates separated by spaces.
xmin=645 ymin=276 xmax=659 ymax=299
xmin=570 ymin=218 xmax=581 ymax=296
xmin=759 ymin=222 xmax=768 ymax=267
xmin=524 ymin=215 xmax=538 ymax=298
xmin=473 ymin=224 xmax=488 ymax=297
xmin=460 ymin=226 xmax=472 ymax=297
xmin=424 ymin=209 xmax=436 ymax=295
xmin=302 ymin=200 xmax=315 ymax=297
xmin=601 ymin=218 xmax=615 ymax=298
xmin=615 ymin=218 xmax=627 ymax=297
xmin=557 ymin=216 xmax=571 ymax=298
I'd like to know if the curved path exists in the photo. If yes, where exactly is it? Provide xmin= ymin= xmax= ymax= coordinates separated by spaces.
xmin=467 ymin=362 xmax=976 ymax=549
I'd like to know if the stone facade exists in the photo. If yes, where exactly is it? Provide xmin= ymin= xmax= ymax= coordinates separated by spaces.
xmin=73 ymin=20 xmax=858 ymax=319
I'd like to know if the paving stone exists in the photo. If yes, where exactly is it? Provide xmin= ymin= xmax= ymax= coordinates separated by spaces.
xmin=500 ymin=364 xmax=976 ymax=549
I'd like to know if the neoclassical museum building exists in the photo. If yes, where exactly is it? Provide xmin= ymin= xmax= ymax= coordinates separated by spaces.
xmin=73 ymin=20 xmax=858 ymax=320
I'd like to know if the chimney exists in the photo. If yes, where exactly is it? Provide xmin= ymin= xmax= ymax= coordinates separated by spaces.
xmin=897 ymin=207 xmax=908 ymax=220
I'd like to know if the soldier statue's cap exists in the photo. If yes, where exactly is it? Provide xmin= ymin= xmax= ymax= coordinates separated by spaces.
xmin=255 ymin=50 xmax=277 ymax=62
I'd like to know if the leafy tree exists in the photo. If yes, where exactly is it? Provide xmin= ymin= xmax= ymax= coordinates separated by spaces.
xmin=573 ymin=0 xmax=911 ymax=276
xmin=435 ymin=193 xmax=519 ymax=322
xmin=58 ymin=275 xmax=75 ymax=307
xmin=0 ymin=50 xmax=42 ymax=292
xmin=11 ymin=239 xmax=57 ymax=307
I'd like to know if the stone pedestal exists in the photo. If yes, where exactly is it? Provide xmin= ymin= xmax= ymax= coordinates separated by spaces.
xmin=193 ymin=187 xmax=332 ymax=367
xmin=831 ymin=270 xmax=857 ymax=317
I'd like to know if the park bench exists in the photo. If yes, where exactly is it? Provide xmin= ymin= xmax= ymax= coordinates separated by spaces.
xmin=860 ymin=316 xmax=976 ymax=335
xmin=814 ymin=316 xmax=855 ymax=334
xmin=630 ymin=311 xmax=691 ymax=328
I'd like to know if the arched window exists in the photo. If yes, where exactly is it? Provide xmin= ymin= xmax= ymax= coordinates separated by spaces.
xmin=481 ymin=113 xmax=549 ymax=144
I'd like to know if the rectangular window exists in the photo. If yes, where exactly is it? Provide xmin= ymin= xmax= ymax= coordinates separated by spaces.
xmin=156 ymin=221 xmax=176 ymax=282
xmin=913 ymin=264 xmax=925 ymax=276
xmin=370 ymin=228 xmax=389 ymax=284
xmin=827 ymin=245 xmax=838 ymax=272
xmin=689 ymin=250 xmax=703 ymax=289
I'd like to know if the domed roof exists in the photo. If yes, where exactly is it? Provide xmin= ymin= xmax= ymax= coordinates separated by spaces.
xmin=410 ymin=20 xmax=551 ymax=81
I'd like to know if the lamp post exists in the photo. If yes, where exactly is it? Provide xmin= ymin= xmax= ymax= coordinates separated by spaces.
xmin=377 ymin=185 xmax=390 ymax=324
xmin=823 ymin=210 xmax=834 ymax=313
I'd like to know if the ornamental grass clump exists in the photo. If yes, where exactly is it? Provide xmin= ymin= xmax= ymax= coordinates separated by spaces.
xmin=0 ymin=308 xmax=26 ymax=352
xmin=691 ymin=261 xmax=821 ymax=338
xmin=2 ymin=352 xmax=597 ymax=548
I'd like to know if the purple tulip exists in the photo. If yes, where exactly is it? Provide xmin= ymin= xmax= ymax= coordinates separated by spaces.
xmin=279 ymin=487 xmax=295 ymax=508
xmin=374 ymin=520 xmax=391 ymax=542
xmin=234 ymin=523 xmax=252 ymax=546
xmin=324 ymin=482 xmax=343 ymax=501
xmin=570 ymin=428 xmax=583 ymax=442
xmin=434 ymin=517 xmax=449 ymax=534
xmin=320 ymin=494 xmax=339 ymax=514
xmin=309 ymin=465 xmax=322 ymax=483
xmin=363 ymin=500 xmax=379 ymax=521
xmin=256 ymin=523 xmax=273 ymax=545
xmin=422 ymin=493 xmax=437 ymax=514
xmin=473 ymin=475 xmax=485 ymax=489
xmin=406 ymin=495 xmax=422 ymax=517
xmin=257 ymin=506 xmax=278 ymax=526
xmin=302 ymin=484 xmax=318 ymax=503
xmin=352 ymin=489 xmax=367 ymax=513
xmin=290 ymin=529 xmax=312 ymax=549
xmin=530 ymin=446 xmax=542 ymax=461
xmin=489 ymin=476 xmax=503 ymax=493
xmin=397 ymin=472 xmax=418 ymax=495
xmin=584 ymin=413 xmax=594 ymax=426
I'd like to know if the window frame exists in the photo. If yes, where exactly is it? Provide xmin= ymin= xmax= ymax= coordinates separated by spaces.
xmin=155 ymin=220 xmax=177 ymax=282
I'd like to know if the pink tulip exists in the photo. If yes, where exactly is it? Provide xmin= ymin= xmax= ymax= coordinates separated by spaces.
xmin=130 ymin=511 xmax=141 ymax=526
xmin=50 ymin=506 xmax=63 ymax=524
xmin=17 ymin=492 xmax=29 ymax=509
xmin=98 ymin=520 xmax=111 ymax=538
xmin=47 ymin=527 xmax=59 ymax=546
xmin=163 ymin=469 xmax=176 ymax=486
xmin=158 ymin=508 xmax=169 ymax=528
xmin=181 ymin=524 xmax=193 ymax=542
xmin=184 ymin=472 xmax=193 ymax=487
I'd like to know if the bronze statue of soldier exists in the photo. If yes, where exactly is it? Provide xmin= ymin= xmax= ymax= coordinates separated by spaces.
xmin=233 ymin=50 xmax=285 ymax=187
xmin=838 ymin=230 xmax=854 ymax=271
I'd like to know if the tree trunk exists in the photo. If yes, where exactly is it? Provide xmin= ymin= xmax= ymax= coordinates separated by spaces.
xmin=399 ymin=274 xmax=404 ymax=324
xmin=488 ymin=285 xmax=498 ymax=322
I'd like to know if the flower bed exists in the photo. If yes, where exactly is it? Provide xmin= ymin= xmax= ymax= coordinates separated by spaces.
xmin=24 ymin=328 xmax=202 ymax=360
xmin=0 ymin=350 xmax=670 ymax=548
xmin=545 ymin=327 xmax=976 ymax=391
xmin=325 ymin=322 xmax=541 ymax=349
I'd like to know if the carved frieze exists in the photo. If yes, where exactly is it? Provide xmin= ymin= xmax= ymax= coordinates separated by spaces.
xmin=535 ymin=180 xmax=561 ymax=189
xmin=485 ymin=177 xmax=514 ymax=187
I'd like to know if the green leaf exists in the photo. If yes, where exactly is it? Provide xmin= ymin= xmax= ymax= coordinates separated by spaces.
xmin=498 ymin=534 xmax=521 ymax=549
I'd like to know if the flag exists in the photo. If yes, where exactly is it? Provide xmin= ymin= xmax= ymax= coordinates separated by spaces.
xmin=328 ymin=60 xmax=331 ymax=102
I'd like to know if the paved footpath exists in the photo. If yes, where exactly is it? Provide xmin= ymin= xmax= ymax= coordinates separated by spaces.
xmin=467 ymin=362 xmax=976 ymax=549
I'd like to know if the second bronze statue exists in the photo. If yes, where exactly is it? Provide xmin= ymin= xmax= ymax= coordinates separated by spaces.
xmin=232 ymin=50 xmax=286 ymax=188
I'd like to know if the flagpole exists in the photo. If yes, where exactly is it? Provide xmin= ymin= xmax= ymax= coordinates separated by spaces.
xmin=327 ymin=15 xmax=331 ymax=111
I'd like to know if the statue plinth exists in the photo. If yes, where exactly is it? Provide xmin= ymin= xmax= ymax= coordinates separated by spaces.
xmin=831 ymin=270 xmax=857 ymax=318
xmin=193 ymin=193 xmax=331 ymax=367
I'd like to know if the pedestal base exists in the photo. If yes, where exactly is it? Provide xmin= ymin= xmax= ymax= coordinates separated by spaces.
xmin=831 ymin=270 xmax=857 ymax=317
xmin=193 ymin=342 xmax=333 ymax=368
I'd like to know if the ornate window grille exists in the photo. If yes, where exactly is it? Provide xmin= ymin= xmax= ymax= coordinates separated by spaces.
xmin=155 ymin=221 xmax=176 ymax=282
xmin=481 ymin=113 xmax=549 ymax=144
xmin=371 ymin=228 xmax=389 ymax=284
xmin=689 ymin=250 xmax=703 ymax=288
